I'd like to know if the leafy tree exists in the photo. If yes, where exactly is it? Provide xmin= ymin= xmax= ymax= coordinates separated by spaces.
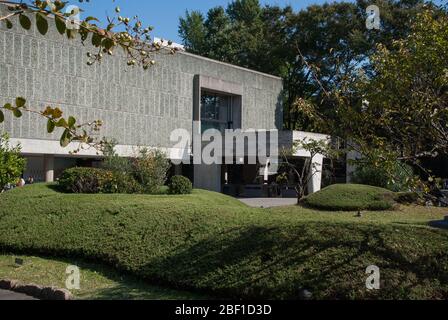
xmin=341 ymin=7 xmax=448 ymax=189
xmin=352 ymin=161 xmax=415 ymax=192
xmin=179 ymin=10 xmax=206 ymax=55
xmin=280 ymin=138 xmax=338 ymax=203
xmin=0 ymin=133 xmax=26 ymax=191
xmin=178 ymin=0 xmax=428 ymax=131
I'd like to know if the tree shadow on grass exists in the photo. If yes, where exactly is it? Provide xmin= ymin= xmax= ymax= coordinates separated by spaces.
xmin=141 ymin=223 xmax=448 ymax=300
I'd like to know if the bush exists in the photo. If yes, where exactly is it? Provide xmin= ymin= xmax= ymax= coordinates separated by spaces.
xmin=99 ymin=142 xmax=170 ymax=195
xmin=0 ymin=133 xmax=26 ymax=190
xmin=58 ymin=167 xmax=142 ymax=194
xmin=169 ymin=176 xmax=193 ymax=195
xmin=302 ymin=184 xmax=395 ymax=211
xmin=101 ymin=139 xmax=132 ymax=175
xmin=394 ymin=192 xmax=421 ymax=204
xmin=132 ymin=148 xmax=170 ymax=194
xmin=58 ymin=167 xmax=115 ymax=194
xmin=352 ymin=161 xmax=414 ymax=192
xmin=110 ymin=171 xmax=143 ymax=194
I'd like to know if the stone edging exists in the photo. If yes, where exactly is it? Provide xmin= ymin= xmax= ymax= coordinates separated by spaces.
xmin=0 ymin=279 xmax=73 ymax=300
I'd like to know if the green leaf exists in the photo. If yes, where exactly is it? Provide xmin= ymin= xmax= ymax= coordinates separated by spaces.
xmin=15 ymin=97 xmax=26 ymax=108
xmin=60 ymin=130 xmax=71 ymax=147
xmin=3 ymin=103 xmax=13 ymax=111
xmin=91 ymin=33 xmax=102 ymax=47
xmin=0 ymin=110 xmax=4 ymax=123
xmin=68 ymin=116 xmax=76 ymax=128
xmin=5 ymin=19 xmax=13 ymax=29
xmin=66 ymin=28 xmax=77 ymax=39
xmin=36 ymin=13 xmax=49 ymax=35
xmin=55 ymin=15 xmax=66 ymax=35
xmin=47 ymin=119 xmax=55 ymax=133
xmin=103 ymin=38 xmax=115 ymax=50
xmin=56 ymin=118 xmax=68 ymax=128
xmin=85 ymin=16 xmax=100 ymax=22
xmin=13 ymin=108 xmax=22 ymax=118
xmin=19 ymin=14 xmax=31 ymax=30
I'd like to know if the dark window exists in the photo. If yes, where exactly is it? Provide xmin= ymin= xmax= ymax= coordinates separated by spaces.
xmin=201 ymin=91 xmax=233 ymax=133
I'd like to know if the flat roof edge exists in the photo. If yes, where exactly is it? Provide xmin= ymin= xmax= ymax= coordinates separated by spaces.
xmin=178 ymin=51 xmax=283 ymax=81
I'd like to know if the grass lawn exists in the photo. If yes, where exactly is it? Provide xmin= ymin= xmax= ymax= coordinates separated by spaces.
xmin=0 ymin=183 xmax=447 ymax=300
xmin=0 ymin=253 xmax=208 ymax=300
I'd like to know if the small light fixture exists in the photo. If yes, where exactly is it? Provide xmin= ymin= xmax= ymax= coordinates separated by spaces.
xmin=15 ymin=258 xmax=24 ymax=266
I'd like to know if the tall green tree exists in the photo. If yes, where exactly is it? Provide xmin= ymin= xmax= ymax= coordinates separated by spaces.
xmin=178 ymin=0 xmax=428 ymax=131
xmin=337 ymin=7 xmax=448 ymax=188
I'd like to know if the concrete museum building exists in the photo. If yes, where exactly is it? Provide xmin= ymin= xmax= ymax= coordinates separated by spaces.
xmin=0 ymin=6 xmax=329 ymax=196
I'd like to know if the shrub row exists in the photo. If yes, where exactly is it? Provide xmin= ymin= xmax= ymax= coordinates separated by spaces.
xmin=58 ymin=168 xmax=142 ymax=194
xmin=58 ymin=145 xmax=193 ymax=195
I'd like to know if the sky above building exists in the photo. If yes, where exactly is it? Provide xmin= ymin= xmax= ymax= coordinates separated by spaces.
xmin=77 ymin=0 xmax=353 ymax=44
xmin=78 ymin=0 xmax=444 ymax=44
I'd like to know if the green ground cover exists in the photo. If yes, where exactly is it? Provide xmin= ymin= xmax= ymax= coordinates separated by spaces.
xmin=0 ymin=184 xmax=447 ymax=299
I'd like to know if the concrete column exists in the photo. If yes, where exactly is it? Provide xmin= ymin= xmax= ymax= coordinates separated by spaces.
xmin=194 ymin=164 xmax=221 ymax=192
xmin=174 ymin=164 xmax=182 ymax=176
xmin=44 ymin=155 xmax=55 ymax=183
xmin=307 ymin=155 xmax=324 ymax=194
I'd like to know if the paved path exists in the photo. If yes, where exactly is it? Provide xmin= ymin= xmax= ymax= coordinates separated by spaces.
xmin=0 ymin=289 xmax=37 ymax=300
xmin=238 ymin=198 xmax=297 ymax=208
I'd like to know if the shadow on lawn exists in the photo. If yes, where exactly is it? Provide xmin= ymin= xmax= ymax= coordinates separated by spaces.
xmin=142 ymin=223 xmax=448 ymax=300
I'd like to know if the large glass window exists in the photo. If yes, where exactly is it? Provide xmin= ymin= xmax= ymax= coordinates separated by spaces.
xmin=201 ymin=91 xmax=233 ymax=133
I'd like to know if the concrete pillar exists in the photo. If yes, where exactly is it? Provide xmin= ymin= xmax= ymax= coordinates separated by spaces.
xmin=44 ymin=155 xmax=55 ymax=183
xmin=307 ymin=155 xmax=324 ymax=194
xmin=194 ymin=164 xmax=221 ymax=192
xmin=174 ymin=164 xmax=182 ymax=176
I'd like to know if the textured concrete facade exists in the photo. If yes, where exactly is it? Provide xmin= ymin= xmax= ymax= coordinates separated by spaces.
xmin=0 ymin=6 xmax=283 ymax=155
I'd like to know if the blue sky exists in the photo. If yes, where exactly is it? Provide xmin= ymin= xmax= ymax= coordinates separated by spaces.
xmin=77 ymin=0 xmax=444 ymax=44
xmin=77 ymin=0 xmax=351 ymax=44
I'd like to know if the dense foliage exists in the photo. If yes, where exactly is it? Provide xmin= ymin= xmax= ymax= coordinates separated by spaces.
xmin=58 ymin=167 xmax=141 ymax=194
xmin=60 ymin=146 xmax=171 ymax=195
xmin=0 ymin=184 xmax=447 ymax=299
xmin=168 ymin=175 xmax=193 ymax=195
xmin=331 ymin=8 xmax=448 ymax=190
xmin=179 ymin=0 xmax=428 ymax=131
xmin=352 ymin=162 xmax=415 ymax=192
xmin=0 ymin=134 xmax=26 ymax=190
xmin=302 ymin=184 xmax=396 ymax=211
xmin=131 ymin=148 xmax=171 ymax=194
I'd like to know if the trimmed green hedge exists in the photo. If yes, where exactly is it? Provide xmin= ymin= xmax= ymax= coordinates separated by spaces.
xmin=168 ymin=176 xmax=192 ymax=195
xmin=0 ymin=184 xmax=447 ymax=300
xmin=302 ymin=184 xmax=395 ymax=211
xmin=58 ymin=167 xmax=141 ymax=194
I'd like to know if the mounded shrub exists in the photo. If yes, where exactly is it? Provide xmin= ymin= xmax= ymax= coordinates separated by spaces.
xmin=110 ymin=171 xmax=143 ymax=194
xmin=58 ymin=168 xmax=114 ymax=194
xmin=131 ymin=148 xmax=170 ymax=194
xmin=302 ymin=184 xmax=396 ymax=211
xmin=58 ymin=167 xmax=141 ymax=194
xmin=168 ymin=175 xmax=193 ymax=195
